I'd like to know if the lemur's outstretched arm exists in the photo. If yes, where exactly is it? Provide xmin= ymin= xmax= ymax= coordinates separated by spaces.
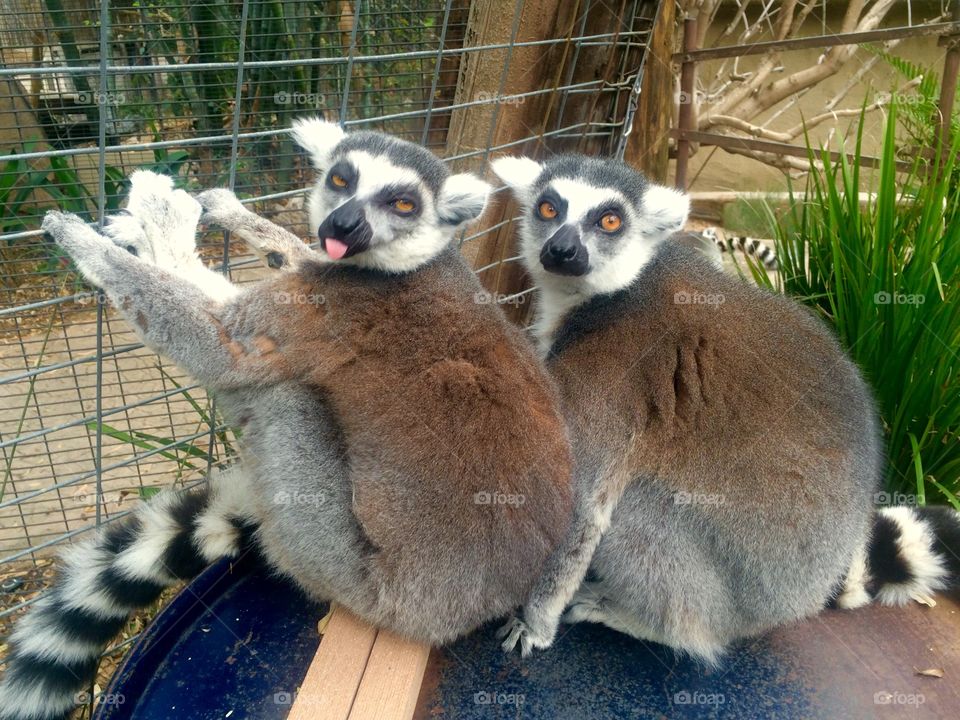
xmin=498 ymin=486 xmax=615 ymax=656
xmin=197 ymin=189 xmax=322 ymax=270
xmin=499 ymin=434 xmax=640 ymax=656
xmin=45 ymin=210 xmax=290 ymax=391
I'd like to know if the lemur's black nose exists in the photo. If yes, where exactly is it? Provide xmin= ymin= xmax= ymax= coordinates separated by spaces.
xmin=543 ymin=225 xmax=581 ymax=260
xmin=540 ymin=225 xmax=590 ymax=276
xmin=325 ymin=198 xmax=365 ymax=237
xmin=546 ymin=241 xmax=578 ymax=261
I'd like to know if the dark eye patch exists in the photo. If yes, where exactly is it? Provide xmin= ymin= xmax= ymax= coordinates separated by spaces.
xmin=533 ymin=190 xmax=567 ymax=222
xmin=372 ymin=183 xmax=422 ymax=218
xmin=326 ymin=160 xmax=357 ymax=191
xmin=585 ymin=203 xmax=627 ymax=233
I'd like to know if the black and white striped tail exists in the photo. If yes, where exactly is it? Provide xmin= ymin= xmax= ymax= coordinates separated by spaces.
xmin=702 ymin=227 xmax=779 ymax=270
xmin=835 ymin=506 xmax=960 ymax=610
xmin=0 ymin=467 xmax=257 ymax=720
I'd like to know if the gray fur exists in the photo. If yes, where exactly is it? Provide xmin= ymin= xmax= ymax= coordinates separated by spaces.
xmin=32 ymin=137 xmax=568 ymax=665
xmin=493 ymin=154 xmax=886 ymax=662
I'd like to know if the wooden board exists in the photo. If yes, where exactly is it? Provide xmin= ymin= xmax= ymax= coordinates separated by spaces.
xmin=288 ymin=605 xmax=430 ymax=720
xmin=349 ymin=628 xmax=432 ymax=720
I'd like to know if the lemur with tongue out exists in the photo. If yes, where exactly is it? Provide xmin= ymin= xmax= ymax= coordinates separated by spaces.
xmin=0 ymin=120 xmax=574 ymax=720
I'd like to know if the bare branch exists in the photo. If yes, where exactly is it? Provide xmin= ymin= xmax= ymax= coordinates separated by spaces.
xmin=716 ymin=143 xmax=822 ymax=172
xmin=704 ymin=98 xmax=888 ymax=143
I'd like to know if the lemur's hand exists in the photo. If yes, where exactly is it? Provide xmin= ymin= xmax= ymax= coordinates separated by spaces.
xmin=196 ymin=189 xmax=250 ymax=231
xmin=102 ymin=170 xmax=201 ymax=270
xmin=496 ymin=610 xmax=559 ymax=657
xmin=43 ymin=211 xmax=118 ymax=288
xmin=197 ymin=188 xmax=304 ymax=271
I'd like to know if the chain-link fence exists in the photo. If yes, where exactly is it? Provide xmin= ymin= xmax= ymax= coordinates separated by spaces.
xmin=0 ymin=0 xmax=660 ymax=646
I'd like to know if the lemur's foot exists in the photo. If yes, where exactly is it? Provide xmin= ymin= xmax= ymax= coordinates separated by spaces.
xmin=43 ymin=211 xmax=116 ymax=288
xmin=560 ymin=581 xmax=611 ymax=625
xmin=496 ymin=613 xmax=557 ymax=658
xmin=102 ymin=170 xmax=201 ymax=269
xmin=562 ymin=595 xmax=608 ymax=625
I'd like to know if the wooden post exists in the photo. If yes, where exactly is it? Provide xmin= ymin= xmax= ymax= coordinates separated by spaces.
xmin=936 ymin=5 xmax=960 ymax=173
xmin=444 ymin=0 xmax=580 ymax=322
xmin=674 ymin=16 xmax=697 ymax=191
xmin=623 ymin=0 xmax=676 ymax=182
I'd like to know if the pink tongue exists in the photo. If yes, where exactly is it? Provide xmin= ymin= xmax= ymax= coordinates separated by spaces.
xmin=325 ymin=238 xmax=349 ymax=260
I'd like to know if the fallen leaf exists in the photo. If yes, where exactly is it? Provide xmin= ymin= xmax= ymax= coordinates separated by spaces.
xmin=317 ymin=604 xmax=336 ymax=635
xmin=915 ymin=667 xmax=944 ymax=678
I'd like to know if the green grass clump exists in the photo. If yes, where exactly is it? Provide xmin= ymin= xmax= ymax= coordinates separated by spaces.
xmin=755 ymin=104 xmax=960 ymax=507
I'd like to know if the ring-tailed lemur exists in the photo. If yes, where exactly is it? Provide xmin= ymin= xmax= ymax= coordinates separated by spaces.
xmin=0 ymin=123 xmax=574 ymax=720
xmin=489 ymin=154 xmax=960 ymax=662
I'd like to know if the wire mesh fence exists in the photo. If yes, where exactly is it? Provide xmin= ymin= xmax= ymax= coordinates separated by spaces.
xmin=0 ymin=0 xmax=659 ymax=640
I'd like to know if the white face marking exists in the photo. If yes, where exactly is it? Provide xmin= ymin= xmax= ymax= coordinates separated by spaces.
xmin=548 ymin=178 xmax=625 ymax=228
xmin=520 ymin=178 xmax=662 ymax=354
xmin=306 ymin=151 xmax=427 ymax=236
xmin=306 ymin=150 xmax=454 ymax=273
xmin=492 ymin=155 xmax=691 ymax=352
xmin=348 ymin=151 xmax=424 ymax=202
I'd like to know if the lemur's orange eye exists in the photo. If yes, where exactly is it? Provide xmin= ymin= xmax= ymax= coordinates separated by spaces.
xmin=600 ymin=212 xmax=622 ymax=232
xmin=538 ymin=201 xmax=558 ymax=220
xmin=392 ymin=198 xmax=416 ymax=214
xmin=331 ymin=174 xmax=348 ymax=188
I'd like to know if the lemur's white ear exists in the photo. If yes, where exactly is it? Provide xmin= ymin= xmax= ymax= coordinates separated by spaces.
xmin=290 ymin=117 xmax=345 ymax=169
xmin=437 ymin=173 xmax=491 ymax=226
xmin=490 ymin=156 xmax=542 ymax=195
xmin=640 ymin=184 xmax=690 ymax=241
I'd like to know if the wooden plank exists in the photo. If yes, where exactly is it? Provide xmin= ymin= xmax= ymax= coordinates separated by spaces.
xmin=287 ymin=605 xmax=377 ymax=720
xmin=348 ymin=629 xmax=431 ymax=720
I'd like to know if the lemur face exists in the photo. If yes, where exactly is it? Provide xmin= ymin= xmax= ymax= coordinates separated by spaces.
xmin=291 ymin=119 xmax=490 ymax=272
xmin=492 ymin=155 xmax=689 ymax=296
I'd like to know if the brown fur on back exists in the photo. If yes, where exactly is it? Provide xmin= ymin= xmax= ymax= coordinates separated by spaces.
xmin=550 ymin=242 xmax=875 ymax=551
xmin=243 ymin=250 xmax=573 ymax=638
